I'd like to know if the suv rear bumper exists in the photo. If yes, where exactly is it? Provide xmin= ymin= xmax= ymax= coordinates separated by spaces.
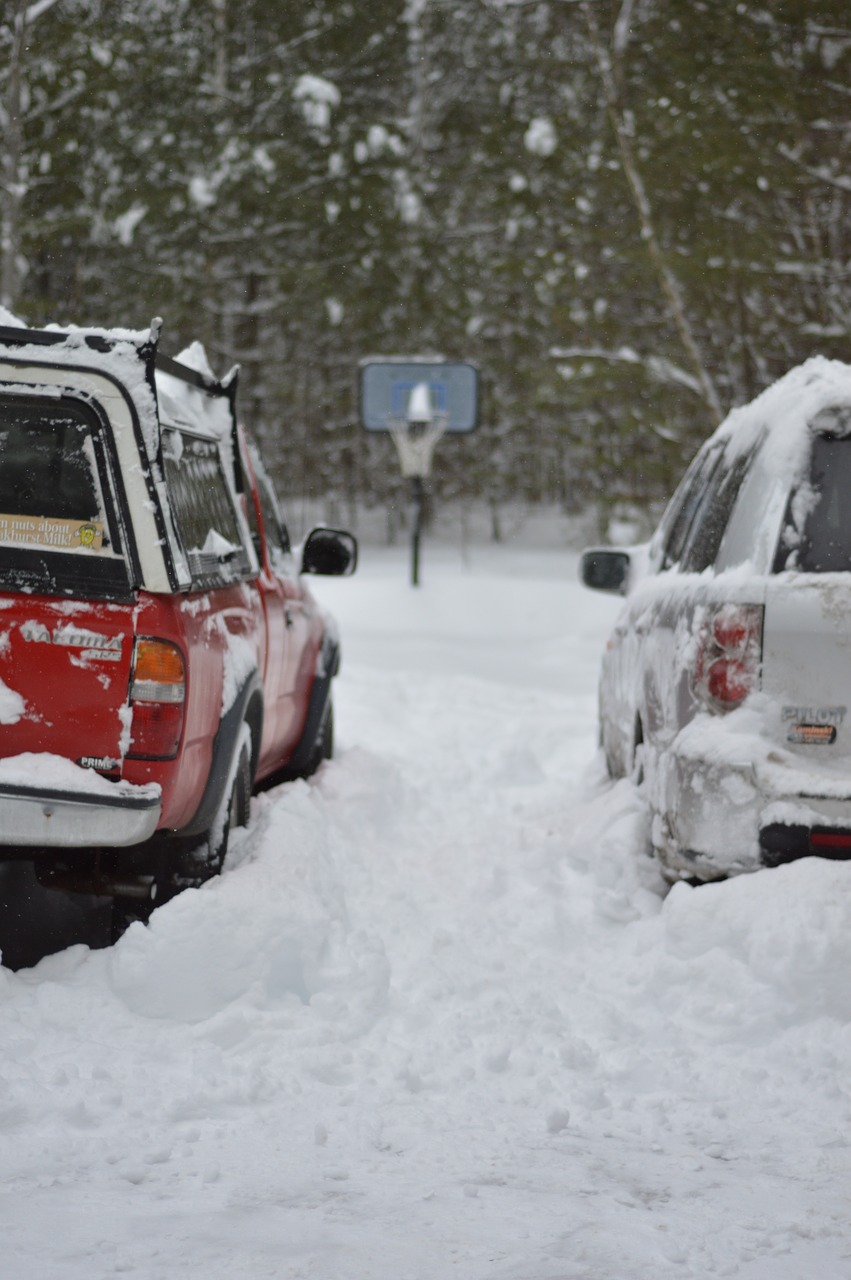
xmin=654 ymin=724 xmax=851 ymax=879
xmin=0 ymin=780 xmax=161 ymax=849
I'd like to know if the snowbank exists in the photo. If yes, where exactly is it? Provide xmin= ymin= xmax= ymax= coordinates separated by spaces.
xmin=1 ymin=546 xmax=850 ymax=1278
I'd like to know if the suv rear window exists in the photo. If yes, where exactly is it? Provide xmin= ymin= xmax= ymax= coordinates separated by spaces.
xmin=0 ymin=394 xmax=132 ymax=598
xmin=776 ymin=435 xmax=851 ymax=573
xmin=162 ymin=429 xmax=252 ymax=588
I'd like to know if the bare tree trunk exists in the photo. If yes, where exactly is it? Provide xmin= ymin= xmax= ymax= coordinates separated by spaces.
xmin=1 ymin=0 xmax=28 ymax=312
xmin=212 ymin=0 xmax=228 ymax=100
xmin=582 ymin=0 xmax=723 ymax=428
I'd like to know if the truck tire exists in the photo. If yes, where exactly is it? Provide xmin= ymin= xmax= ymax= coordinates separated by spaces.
xmin=175 ymin=723 xmax=253 ymax=888
xmin=204 ymin=723 xmax=253 ymax=874
xmin=304 ymin=696 xmax=334 ymax=776
xmin=110 ymin=727 xmax=253 ymax=940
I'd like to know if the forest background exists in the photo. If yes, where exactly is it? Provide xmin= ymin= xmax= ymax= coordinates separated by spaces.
xmin=2 ymin=0 xmax=850 ymax=540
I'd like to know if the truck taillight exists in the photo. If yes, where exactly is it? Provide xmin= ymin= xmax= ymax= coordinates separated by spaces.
xmin=127 ymin=638 xmax=186 ymax=759
xmin=695 ymin=604 xmax=763 ymax=712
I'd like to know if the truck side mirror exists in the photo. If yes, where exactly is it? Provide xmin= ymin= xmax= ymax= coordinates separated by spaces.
xmin=301 ymin=528 xmax=358 ymax=577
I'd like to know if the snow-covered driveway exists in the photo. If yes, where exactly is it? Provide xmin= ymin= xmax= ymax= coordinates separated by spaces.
xmin=2 ymin=545 xmax=851 ymax=1278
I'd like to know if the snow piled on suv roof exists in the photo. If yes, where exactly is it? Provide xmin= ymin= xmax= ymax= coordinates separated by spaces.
xmin=715 ymin=355 xmax=851 ymax=480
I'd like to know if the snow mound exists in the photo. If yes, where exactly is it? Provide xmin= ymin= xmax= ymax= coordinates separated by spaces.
xmin=109 ymin=781 xmax=390 ymax=1027
xmin=4 ymin=547 xmax=851 ymax=1274
xmin=662 ymin=858 xmax=851 ymax=1026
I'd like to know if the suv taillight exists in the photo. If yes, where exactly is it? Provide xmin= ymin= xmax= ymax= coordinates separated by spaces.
xmin=127 ymin=637 xmax=186 ymax=759
xmin=695 ymin=604 xmax=763 ymax=711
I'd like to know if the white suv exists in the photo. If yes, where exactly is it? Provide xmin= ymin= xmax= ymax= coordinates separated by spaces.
xmin=581 ymin=356 xmax=851 ymax=882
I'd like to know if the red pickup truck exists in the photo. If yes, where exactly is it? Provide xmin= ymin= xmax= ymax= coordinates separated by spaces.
xmin=0 ymin=320 xmax=356 ymax=927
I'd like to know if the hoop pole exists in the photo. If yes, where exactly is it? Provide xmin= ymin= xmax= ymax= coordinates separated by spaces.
xmin=411 ymin=476 xmax=424 ymax=587
xmin=386 ymin=411 xmax=449 ymax=587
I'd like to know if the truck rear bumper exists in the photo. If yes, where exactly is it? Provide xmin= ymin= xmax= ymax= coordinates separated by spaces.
xmin=0 ymin=780 xmax=161 ymax=848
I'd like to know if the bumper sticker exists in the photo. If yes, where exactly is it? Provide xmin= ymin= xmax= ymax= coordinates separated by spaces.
xmin=0 ymin=514 xmax=104 ymax=551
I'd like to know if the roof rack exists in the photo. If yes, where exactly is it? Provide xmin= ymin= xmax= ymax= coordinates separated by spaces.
xmin=0 ymin=320 xmax=239 ymax=409
xmin=0 ymin=324 xmax=119 ymax=355
xmin=154 ymin=351 xmax=239 ymax=406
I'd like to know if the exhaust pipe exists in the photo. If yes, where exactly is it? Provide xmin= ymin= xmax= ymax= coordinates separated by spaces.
xmin=34 ymin=863 xmax=157 ymax=901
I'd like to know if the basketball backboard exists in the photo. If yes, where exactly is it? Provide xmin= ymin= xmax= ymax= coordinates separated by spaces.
xmin=359 ymin=359 xmax=479 ymax=433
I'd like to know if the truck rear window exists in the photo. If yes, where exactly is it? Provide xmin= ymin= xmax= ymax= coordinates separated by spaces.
xmin=0 ymin=394 xmax=132 ymax=598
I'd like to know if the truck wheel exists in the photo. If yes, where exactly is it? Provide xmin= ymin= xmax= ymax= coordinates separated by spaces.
xmin=111 ymin=733 xmax=253 ymax=940
xmin=184 ymin=725 xmax=253 ymax=884
xmin=305 ymin=697 xmax=334 ymax=776
xmin=110 ymin=892 xmax=156 ymax=942
xmin=209 ymin=726 xmax=252 ymax=870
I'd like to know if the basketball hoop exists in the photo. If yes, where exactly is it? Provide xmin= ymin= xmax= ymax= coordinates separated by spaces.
xmin=358 ymin=357 xmax=480 ymax=586
xmin=387 ymin=414 xmax=448 ymax=478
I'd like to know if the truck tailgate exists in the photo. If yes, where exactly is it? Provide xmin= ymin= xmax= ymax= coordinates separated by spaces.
xmin=0 ymin=596 xmax=135 ymax=776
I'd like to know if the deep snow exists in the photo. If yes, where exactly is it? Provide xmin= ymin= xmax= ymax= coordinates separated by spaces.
xmin=2 ymin=543 xmax=851 ymax=1278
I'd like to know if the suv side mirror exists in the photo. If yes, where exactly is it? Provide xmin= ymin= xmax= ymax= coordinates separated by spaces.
xmin=301 ymin=528 xmax=358 ymax=577
xmin=580 ymin=548 xmax=631 ymax=595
